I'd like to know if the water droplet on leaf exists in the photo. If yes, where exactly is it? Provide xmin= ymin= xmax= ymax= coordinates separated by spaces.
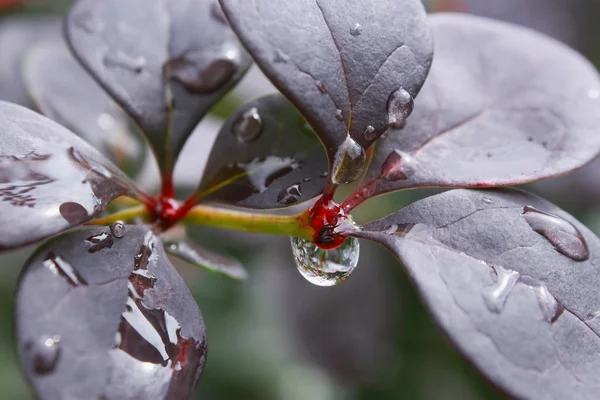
xmin=290 ymin=236 xmax=360 ymax=286
xmin=381 ymin=149 xmax=414 ymax=181
xmin=103 ymin=51 xmax=146 ymax=74
xmin=350 ymin=23 xmax=363 ymax=37
xmin=387 ymin=88 xmax=414 ymax=129
xmin=331 ymin=137 xmax=366 ymax=184
xmin=85 ymin=231 xmax=115 ymax=253
xmin=522 ymin=206 xmax=589 ymax=261
xmin=43 ymin=252 xmax=87 ymax=287
xmin=530 ymin=284 xmax=564 ymax=323
xmin=482 ymin=265 xmax=520 ymax=313
xmin=232 ymin=107 xmax=263 ymax=142
xmin=482 ymin=197 xmax=493 ymax=205
xmin=24 ymin=335 xmax=61 ymax=375
xmin=110 ymin=221 xmax=126 ymax=238
xmin=364 ymin=125 xmax=376 ymax=141
xmin=277 ymin=183 xmax=302 ymax=205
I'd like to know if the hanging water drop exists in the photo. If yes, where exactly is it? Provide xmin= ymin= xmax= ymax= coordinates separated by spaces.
xmin=522 ymin=206 xmax=589 ymax=261
xmin=387 ymin=88 xmax=414 ymax=129
xmin=380 ymin=149 xmax=414 ymax=181
xmin=24 ymin=335 xmax=62 ymax=375
xmin=277 ymin=183 xmax=302 ymax=205
xmin=350 ymin=23 xmax=363 ymax=37
xmin=482 ymin=265 xmax=520 ymax=313
xmin=232 ymin=107 xmax=263 ymax=143
xmin=331 ymin=137 xmax=366 ymax=184
xmin=110 ymin=221 xmax=126 ymax=238
xmin=290 ymin=237 xmax=360 ymax=287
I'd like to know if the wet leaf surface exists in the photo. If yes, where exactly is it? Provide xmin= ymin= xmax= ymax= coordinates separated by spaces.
xmin=0 ymin=16 xmax=61 ymax=106
xmin=351 ymin=14 xmax=600 ymax=207
xmin=164 ymin=239 xmax=247 ymax=280
xmin=65 ymin=0 xmax=252 ymax=175
xmin=15 ymin=225 xmax=207 ymax=400
xmin=354 ymin=188 xmax=600 ymax=400
xmin=23 ymin=39 xmax=146 ymax=177
xmin=197 ymin=94 xmax=329 ymax=209
xmin=0 ymin=102 xmax=141 ymax=250
xmin=219 ymin=0 xmax=433 ymax=164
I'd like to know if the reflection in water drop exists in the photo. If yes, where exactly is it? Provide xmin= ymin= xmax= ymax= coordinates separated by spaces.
xmin=350 ymin=23 xmax=363 ymax=37
xmin=522 ymin=206 xmax=589 ymax=261
xmin=291 ymin=237 xmax=360 ymax=286
xmin=232 ymin=107 xmax=263 ymax=143
xmin=277 ymin=183 xmax=302 ymax=205
xmin=85 ymin=231 xmax=115 ymax=253
xmin=103 ymin=51 xmax=146 ymax=74
xmin=24 ymin=335 xmax=61 ymax=375
xmin=387 ymin=88 xmax=414 ymax=129
xmin=380 ymin=149 xmax=414 ymax=181
xmin=482 ymin=266 xmax=520 ymax=313
xmin=331 ymin=137 xmax=366 ymax=184
xmin=110 ymin=221 xmax=126 ymax=239
xmin=44 ymin=252 xmax=87 ymax=287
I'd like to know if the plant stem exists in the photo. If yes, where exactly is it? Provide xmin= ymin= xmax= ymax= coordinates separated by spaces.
xmin=183 ymin=205 xmax=315 ymax=241
xmin=86 ymin=205 xmax=149 ymax=226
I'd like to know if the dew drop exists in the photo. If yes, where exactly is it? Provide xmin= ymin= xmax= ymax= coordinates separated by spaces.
xmin=387 ymin=88 xmax=414 ymax=129
xmin=290 ymin=236 xmax=360 ymax=286
xmin=110 ymin=221 xmax=126 ymax=239
xmin=277 ymin=183 xmax=302 ymax=205
xmin=350 ymin=22 xmax=363 ymax=37
xmin=380 ymin=149 xmax=414 ymax=181
xmin=232 ymin=107 xmax=263 ymax=143
xmin=335 ymin=109 xmax=344 ymax=121
xmin=522 ymin=206 xmax=589 ymax=261
xmin=303 ymin=177 xmax=312 ymax=183
xmin=363 ymin=125 xmax=376 ymax=141
xmin=103 ymin=51 xmax=146 ymax=74
xmin=482 ymin=265 xmax=520 ymax=313
xmin=331 ymin=137 xmax=366 ymax=184
xmin=24 ymin=335 xmax=61 ymax=375
xmin=482 ymin=197 xmax=493 ymax=205
xmin=320 ymin=171 xmax=329 ymax=178
xmin=85 ymin=231 xmax=115 ymax=253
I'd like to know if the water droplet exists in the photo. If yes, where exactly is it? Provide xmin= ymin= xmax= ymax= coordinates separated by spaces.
xmin=482 ymin=197 xmax=493 ymax=205
xmin=316 ymin=80 xmax=327 ymax=94
xmin=387 ymin=88 xmax=414 ymax=129
xmin=380 ymin=149 xmax=414 ymax=181
xmin=232 ymin=107 xmax=263 ymax=143
xmin=522 ymin=206 xmax=589 ymax=261
xmin=277 ymin=183 xmax=302 ymax=205
xmin=274 ymin=49 xmax=290 ymax=64
xmin=482 ymin=265 xmax=520 ymax=313
xmin=110 ymin=221 xmax=126 ymax=239
xmin=350 ymin=23 xmax=363 ymax=37
xmin=335 ymin=109 xmax=344 ymax=121
xmin=530 ymin=284 xmax=564 ymax=323
xmin=85 ymin=231 xmax=115 ymax=253
xmin=303 ymin=177 xmax=312 ymax=183
xmin=331 ymin=137 xmax=366 ymax=184
xmin=103 ymin=51 xmax=146 ymax=74
xmin=24 ymin=335 xmax=61 ymax=375
xmin=168 ymin=46 xmax=239 ymax=94
xmin=44 ymin=252 xmax=87 ymax=287
xmin=363 ymin=125 xmax=376 ymax=141
xmin=589 ymin=89 xmax=600 ymax=100
xmin=210 ymin=2 xmax=228 ymax=25
xmin=97 ymin=113 xmax=115 ymax=131
xmin=320 ymin=172 xmax=329 ymax=178
xmin=290 ymin=236 xmax=360 ymax=286
xmin=59 ymin=202 xmax=89 ymax=224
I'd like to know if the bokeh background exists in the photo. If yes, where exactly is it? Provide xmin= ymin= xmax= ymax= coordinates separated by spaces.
xmin=2 ymin=0 xmax=600 ymax=398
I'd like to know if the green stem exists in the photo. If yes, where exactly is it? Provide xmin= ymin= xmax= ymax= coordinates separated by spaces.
xmin=183 ymin=205 xmax=315 ymax=241
xmin=87 ymin=205 xmax=149 ymax=226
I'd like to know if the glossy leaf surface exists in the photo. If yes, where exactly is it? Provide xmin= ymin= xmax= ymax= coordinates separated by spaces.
xmin=15 ymin=225 xmax=207 ymax=399
xmin=0 ymin=16 xmax=60 ymax=106
xmin=197 ymin=94 xmax=329 ymax=209
xmin=65 ymin=0 xmax=252 ymax=175
xmin=219 ymin=0 xmax=433 ymax=159
xmin=350 ymin=14 xmax=600 ymax=207
xmin=0 ymin=102 xmax=140 ymax=250
xmin=23 ymin=40 xmax=146 ymax=176
xmin=165 ymin=239 xmax=247 ymax=280
xmin=354 ymin=188 xmax=600 ymax=399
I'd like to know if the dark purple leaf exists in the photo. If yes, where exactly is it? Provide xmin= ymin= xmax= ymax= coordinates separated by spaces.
xmin=0 ymin=16 xmax=61 ymax=106
xmin=164 ymin=239 xmax=247 ymax=280
xmin=354 ymin=188 xmax=600 ymax=399
xmin=15 ymin=225 xmax=207 ymax=400
xmin=348 ymin=13 xmax=600 ymax=208
xmin=23 ymin=39 xmax=146 ymax=177
xmin=65 ymin=0 xmax=252 ymax=176
xmin=0 ymin=102 xmax=142 ymax=250
xmin=196 ymin=94 xmax=329 ymax=209
xmin=219 ymin=0 xmax=433 ymax=183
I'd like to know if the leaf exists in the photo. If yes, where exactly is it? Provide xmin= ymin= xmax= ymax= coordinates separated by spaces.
xmin=348 ymin=13 xmax=600 ymax=209
xmin=353 ymin=188 xmax=600 ymax=399
xmin=65 ymin=0 xmax=252 ymax=177
xmin=15 ymin=225 xmax=207 ymax=399
xmin=23 ymin=39 xmax=147 ymax=177
xmin=164 ymin=239 xmax=247 ymax=280
xmin=196 ymin=94 xmax=329 ymax=209
xmin=219 ymin=0 xmax=433 ymax=182
xmin=0 ymin=101 xmax=143 ymax=250
xmin=0 ymin=16 xmax=61 ymax=106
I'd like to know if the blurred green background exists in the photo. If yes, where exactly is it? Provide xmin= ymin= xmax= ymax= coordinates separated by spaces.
xmin=2 ymin=0 xmax=600 ymax=399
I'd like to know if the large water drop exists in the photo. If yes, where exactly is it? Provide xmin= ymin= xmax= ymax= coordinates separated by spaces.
xmin=232 ymin=107 xmax=263 ymax=143
xmin=331 ymin=137 xmax=366 ymax=184
xmin=387 ymin=88 xmax=414 ymax=129
xmin=522 ymin=206 xmax=589 ymax=261
xmin=290 ymin=237 xmax=360 ymax=287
